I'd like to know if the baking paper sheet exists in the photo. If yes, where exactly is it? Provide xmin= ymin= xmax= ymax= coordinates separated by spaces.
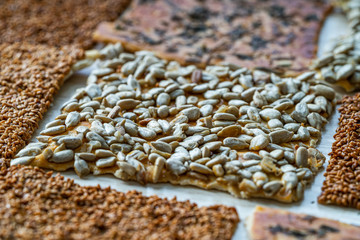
xmin=29 ymin=13 xmax=359 ymax=239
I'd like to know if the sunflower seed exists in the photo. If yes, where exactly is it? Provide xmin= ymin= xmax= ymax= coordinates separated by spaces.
xmin=270 ymin=149 xmax=284 ymax=160
xmin=166 ymin=159 xmax=187 ymax=175
xmin=15 ymin=147 xmax=41 ymax=157
xmin=313 ymin=54 xmax=333 ymax=68
xmin=151 ymin=141 xmax=172 ymax=153
xmin=210 ymin=164 xmax=223 ymax=177
xmin=202 ymin=141 xmax=222 ymax=151
xmin=249 ymin=135 xmax=269 ymax=150
xmin=59 ymin=136 xmax=82 ymax=149
xmin=307 ymin=112 xmax=323 ymax=129
xmin=247 ymin=107 xmax=261 ymax=122
xmin=117 ymin=99 xmax=141 ymax=110
xmin=240 ymin=179 xmax=258 ymax=192
xmin=199 ymin=105 xmax=213 ymax=117
xmin=77 ymin=152 xmax=96 ymax=161
xmin=223 ymin=137 xmax=249 ymax=150
xmin=86 ymin=132 xmax=108 ymax=148
xmin=92 ymin=68 xmax=114 ymax=77
xmin=243 ymin=152 xmax=262 ymax=160
xmin=269 ymin=129 xmax=293 ymax=144
xmin=80 ymin=101 xmax=100 ymax=110
xmin=41 ymin=125 xmax=66 ymax=136
xmin=295 ymin=71 xmax=315 ymax=81
xmin=96 ymin=156 xmax=116 ymax=168
xmin=50 ymin=150 xmax=74 ymax=163
xmin=181 ymin=107 xmax=201 ymax=121
xmin=267 ymin=119 xmax=283 ymax=129
xmin=259 ymin=109 xmax=281 ymax=121
xmin=138 ymin=127 xmax=157 ymax=140
xmin=38 ymin=147 xmax=52 ymax=160
xmin=282 ymin=171 xmax=298 ymax=192
xmin=45 ymin=119 xmax=65 ymax=129
xmin=336 ymin=64 xmax=355 ymax=80
xmin=298 ymin=126 xmax=310 ymax=141
xmin=190 ymin=162 xmax=213 ymax=175
xmin=252 ymin=171 xmax=268 ymax=187
xmin=74 ymin=159 xmax=90 ymax=177
xmin=217 ymin=125 xmax=242 ymax=137
xmin=252 ymin=91 xmax=267 ymax=107
xmin=263 ymin=180 xmax=283 ymax=195
xmin=295 ymin=147 xmax=308 ymax=167
xmin=86 ymin=84 xmax=102 ymax=99
xmin=152 ymin=157 xmax=166 ymax=183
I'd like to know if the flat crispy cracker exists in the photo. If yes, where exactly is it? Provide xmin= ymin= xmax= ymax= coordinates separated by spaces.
xmin=247 ymin=206 xmax=360 ymax=240
xmin=16 ymin=44 xmax=336 ymax=203
xmin=318 ymin=93 xmax=360 ymax=209
xmin=0 ymin=42 xmax=84 ymax=166
xmin=0 ymin=0 xmax=131 ymax=49
xmin=94 ymin=0 xmax=332 ymax=75
xmin=0 ymin=165 xmax=239 ymax=240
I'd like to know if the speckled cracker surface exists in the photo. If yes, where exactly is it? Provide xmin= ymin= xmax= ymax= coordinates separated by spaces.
xmin=0 ymin=42 xmax=83 ymax=166
xmin=94 ymin=0 xmax=331 ymax=75
xmin=247 ymin=206 xmax=360 ymax=240
xmin=0 ymin=165 xmax=239 ymax=240
xmin=16 ymin=43 xmax=337 ymax=203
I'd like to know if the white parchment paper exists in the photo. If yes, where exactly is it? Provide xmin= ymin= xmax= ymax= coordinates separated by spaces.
xmin=29 ymin=13 xmax=359 ymax=239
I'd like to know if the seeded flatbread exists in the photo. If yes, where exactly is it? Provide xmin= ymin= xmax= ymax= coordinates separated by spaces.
xmin=318 ymin=93 xmax=360 ymax=209
xmin=312 ymin=0 xmax=360 ymax=92
xmin=246 ymin=206 xmax=360 ymax=240
xmin=0 ymin=165 xmax=239 ymax=240
xmin=0 ymin=42 xmax=84 ymax=167
xmin=0 ymin=0 xmax=131 ymax=49
xmin=94 ymin=0 xmax=332 ymax=75
xmin=15 ymin=43 xmax=336 ymax=203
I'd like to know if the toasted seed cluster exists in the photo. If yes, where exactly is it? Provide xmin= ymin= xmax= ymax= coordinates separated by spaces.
xmin=17 ymin=43 xmax=337 ymax=203
xmin=0 ymin=165 xmax=239 ymax=240
xmin=0 ymin=0 xmax=131 ymax=49
xmin=318 ymin=93 xmax=360 ymax=209
xmin=313 ymin=0 xmax=360 ymax=91
xmin=0 ymin=43 xmax=84 ymax=166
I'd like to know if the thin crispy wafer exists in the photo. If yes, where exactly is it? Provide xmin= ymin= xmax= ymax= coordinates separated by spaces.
xmin=0 ymin=0 xmax=131 ymax=49
xmin=0 ymin=165 xmax=239 ymax=240
xmin=0 ymin=42 xmax=84 ymax=166
xmin=94 ymin=0 xmax=332 ymax=75
xmin=318 ymin=93 xmax=360 ymax=209
xmin=17 ymin=44 xmax=337 ymax=203
xmin=247 ymin=206 xmax=360 ymax=240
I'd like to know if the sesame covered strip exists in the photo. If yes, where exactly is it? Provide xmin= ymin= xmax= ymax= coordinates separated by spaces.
xmin=0 ymin=166 xmax=239 ymax=240
xmin=18 ymin=43 xmax=337 ymax=203
xmin=318 ymin=93 xmax=360 ymax=209
xmin=0 ymin=0 xmax=131 ymax=49
xmin=0 ymin=43 xmax=84 ymax=166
